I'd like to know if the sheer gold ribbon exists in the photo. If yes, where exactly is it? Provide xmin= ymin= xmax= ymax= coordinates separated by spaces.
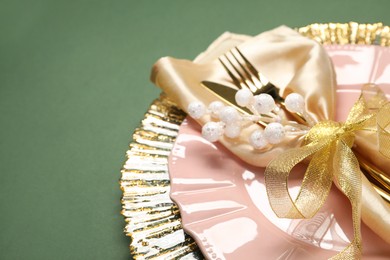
xmin=265 ymin=86 xmax=390 ymax=259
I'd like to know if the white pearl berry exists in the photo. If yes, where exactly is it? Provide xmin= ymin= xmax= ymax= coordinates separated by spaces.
xmin=208 ymin=101 xmax=224 ymax=119
xmin=224 ymin=124 xmax=241 ymax=138
xmin=202 ymin=122 xmax=223 ymax=142
xmin=285 ymin=93 xmax=305 ymax=114
xmin=188 ymin=101 xmax=206 ymax=119
xmin=219 ymin=106 xmax=240 ymax=124
xmin=253 ymin=94 xmax=276 ymax=114
xmin=249 ymin=130 xmax=268 ymax=149
xmin=264 ymin=122 xmax=285 ymax=144
xmin=188 ymin=90 xmax=306 ymax=147
xmin=235 ymin=88 xmax=253 ymax=107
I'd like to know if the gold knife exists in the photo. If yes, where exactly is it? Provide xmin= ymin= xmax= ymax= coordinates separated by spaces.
xmin=201 ymin=81 xmax=268 ymax=128
xmin=201 ymin=81 xmax=249 ymax=114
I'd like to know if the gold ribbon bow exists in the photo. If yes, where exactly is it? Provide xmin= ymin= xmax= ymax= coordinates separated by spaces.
xmin=265 ymin=85 xmax=390 ymax=259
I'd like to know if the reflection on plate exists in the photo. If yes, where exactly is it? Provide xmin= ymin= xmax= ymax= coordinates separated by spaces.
xmin=169 ymin=45 xmax=390 ymax=259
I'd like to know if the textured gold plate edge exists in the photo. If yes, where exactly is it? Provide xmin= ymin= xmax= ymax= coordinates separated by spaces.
xmin=120 ymin=22 xmax=390 ymax=260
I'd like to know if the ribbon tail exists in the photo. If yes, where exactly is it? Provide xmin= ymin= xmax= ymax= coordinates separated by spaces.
xmin=291 ymin=144 xmax=333 ymax=218
xmin=331 ymin=141 xmax=362 ymax=260
xmin=265 ymin=141 xmax=331 ymax=219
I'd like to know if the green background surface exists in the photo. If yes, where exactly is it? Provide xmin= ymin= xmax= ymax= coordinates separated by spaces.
xmin=0 ymin=1 xmax=389 ymax=259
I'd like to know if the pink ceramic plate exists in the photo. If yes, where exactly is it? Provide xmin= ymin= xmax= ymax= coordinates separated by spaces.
xmin=169 ymin=45 xmax=390 ymax=260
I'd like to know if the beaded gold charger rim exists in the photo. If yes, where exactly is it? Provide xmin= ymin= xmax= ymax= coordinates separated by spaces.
xmin=120 ymin=22 xmax=390 ymax=260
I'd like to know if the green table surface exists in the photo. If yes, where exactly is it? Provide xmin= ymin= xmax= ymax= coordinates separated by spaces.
xmin=0 ymin=1 xmax=389 ymax=259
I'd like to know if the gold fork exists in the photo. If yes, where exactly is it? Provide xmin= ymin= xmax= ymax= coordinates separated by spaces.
xmin=218 ymin=47 xmax=284 ymax=102
xmin=219 ymin=47 xmax=307 ymax=124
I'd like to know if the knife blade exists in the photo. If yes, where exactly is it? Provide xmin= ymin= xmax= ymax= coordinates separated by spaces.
xmin=201 ymin=80 xmax=252 ymax=115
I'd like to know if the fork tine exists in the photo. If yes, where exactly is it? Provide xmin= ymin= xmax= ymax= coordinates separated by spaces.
xmin=229 ymin=50 xmax=254 ymax=84
xmin=222 ymin=53 xmax=252 ymax=90
xmin=222 ymin=53 xmax=258 ymax=93
xmin=231 ymin=48 xmax=264 ymax=90
xmin=235 ymin=47 xmax=259 ymax=77
xmin=235 ymin=47 xmax=269 ymax=86
xmin=220 ymin=56 xmax=254 ymax=92
xmin=218 ymin=57 xmax=242 ymax=89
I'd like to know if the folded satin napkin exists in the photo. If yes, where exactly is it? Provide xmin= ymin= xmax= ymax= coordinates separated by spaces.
xmin=151 ymin=26 xmax=390 ymax=258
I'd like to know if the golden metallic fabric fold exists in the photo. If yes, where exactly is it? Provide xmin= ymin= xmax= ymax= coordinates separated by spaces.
xmin=265 ymin=88 xmax=390 ymax=259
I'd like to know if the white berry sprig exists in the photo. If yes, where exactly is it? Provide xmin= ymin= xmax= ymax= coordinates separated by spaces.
xmin=188 ymin=89 xmax=314 ymax=149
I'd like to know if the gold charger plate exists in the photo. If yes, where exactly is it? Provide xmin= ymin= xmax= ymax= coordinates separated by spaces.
xmin=120 ymin=22 xmax=390 ymax=259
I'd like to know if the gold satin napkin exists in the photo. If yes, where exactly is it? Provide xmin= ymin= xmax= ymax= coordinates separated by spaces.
xmin=151 ymin=26 xmax=390 ymax=257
